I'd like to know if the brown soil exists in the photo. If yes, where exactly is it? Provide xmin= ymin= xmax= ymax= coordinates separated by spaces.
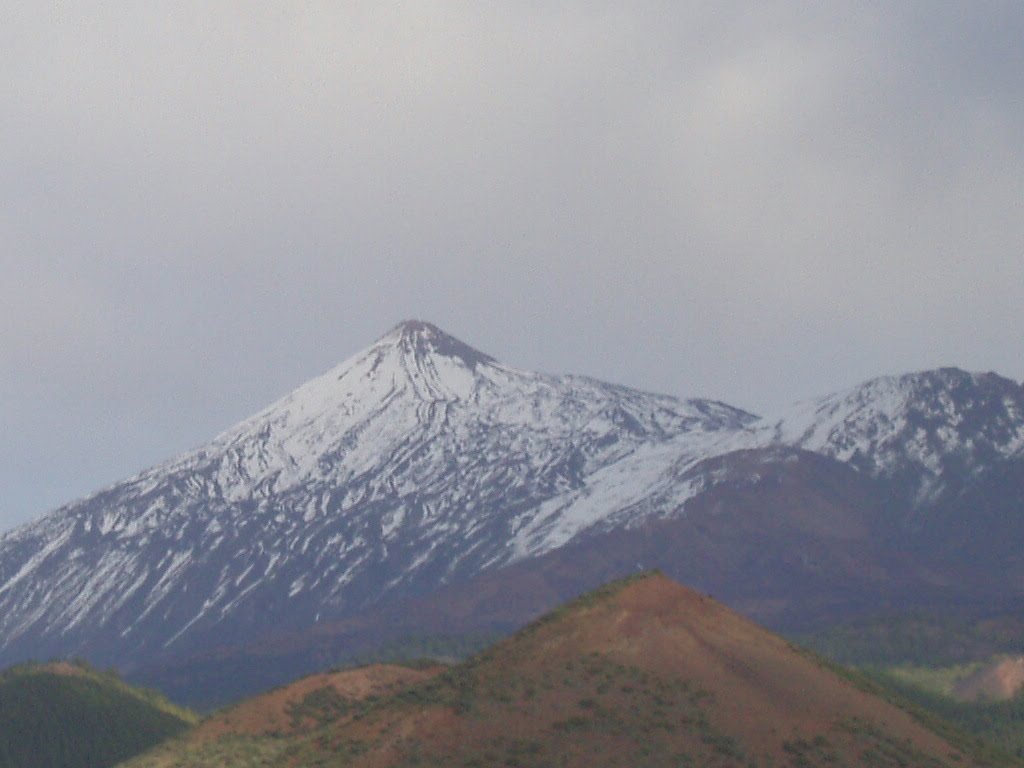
xmin=288 ymin=574 xmax=991 ymax=767
xmin=191 ymin=663 xmax=442 ymax=742
xmin=37 ymin=662 xmax=89 ymax=678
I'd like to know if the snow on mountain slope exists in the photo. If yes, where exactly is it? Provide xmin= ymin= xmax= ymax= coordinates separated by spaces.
xmin=508 ymin=366 xmax=1024 ymax=560
xmin=2 ymin=321 xmax=1022 ymax=671
xmin=0 ymin=321 xmax=754 ymax=664
xmin=761 ymin=368 xmax=1024 ymax=505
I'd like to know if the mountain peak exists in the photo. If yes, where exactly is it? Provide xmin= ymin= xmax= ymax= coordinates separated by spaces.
xmin=765 ymin=366 xmax=1024 ymax=505
xmin=521 ymin=571 xmax=720 ymax=638
xmin=379 ymin=319 xmax=496 ymax=370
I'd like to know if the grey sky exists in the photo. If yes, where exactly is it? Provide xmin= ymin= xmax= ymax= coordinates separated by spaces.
xmin=3 ymin=3 xmax=1023 ymax=531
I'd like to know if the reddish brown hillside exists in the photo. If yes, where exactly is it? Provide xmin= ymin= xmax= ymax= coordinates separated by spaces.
xmin=191 ymin=663 xmax=442 ymax=742
xmin=285 ymin=574 xmax=1007 ymax=767
xmin=127 ymin=574 xmax=1013 ymax=768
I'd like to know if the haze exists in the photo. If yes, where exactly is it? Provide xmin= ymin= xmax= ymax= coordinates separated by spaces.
xmin=3 ymin=3 xmax=1023 ymax=530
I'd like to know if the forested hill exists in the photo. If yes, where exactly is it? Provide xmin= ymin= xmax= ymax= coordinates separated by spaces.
xmin=0 ymin=661 xmax=195 ymax=768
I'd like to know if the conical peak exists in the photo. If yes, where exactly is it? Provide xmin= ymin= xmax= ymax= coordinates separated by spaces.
xmin=505 ymin=573 xmax=739 ymax=662
xmin=381 ymin=320 xmax=496 ymax=370
xmin=525 ymin=572 xmax=713 ymax=629
xmin=389 ymin=319 xmax=444 ymax=336
xmin=582 ymin=572 xmax=717 ymax=618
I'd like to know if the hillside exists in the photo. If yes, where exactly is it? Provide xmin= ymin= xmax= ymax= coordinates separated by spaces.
xmin=124 ymin=574 xmax=1015 ymax=768
xmin=800 ymin=611 xmax=1024 ymax=667
xmin=0 ymin=661 xmax=195 ymax=768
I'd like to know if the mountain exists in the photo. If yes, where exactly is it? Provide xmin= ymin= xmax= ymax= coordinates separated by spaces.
xmin=762 ymin=367 xmax=1024 ymax=509
xmin=123 ymin=574 xmax=1013 ymax=768
xmin=133 ymin=446 xmax=981 ymax=709
xmin=2 ymin=320 xmax=1024 ymax=701
xmin=0 ymin=661 xmax=195 ymax=768
xmin=0 ymin=321 xmax=752 ymax=667
xmin=758 ymin=368 xmax=1024 ymax=595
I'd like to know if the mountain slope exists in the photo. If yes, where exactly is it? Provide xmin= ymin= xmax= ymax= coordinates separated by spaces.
xmin=0 ymin=321 xmax=753 ymax=667
xmin=2 ymin=321 xmax=1024 ymax=692
xmin=124 ymin=574 xmax=1013 ymax=768
xmin=0 ymin=661 xmax=195 ymax=768
xmin=127 ymin=447 xmax=965 ymax=708
xmin=762 ymin=368 xmax=1024 ymax=507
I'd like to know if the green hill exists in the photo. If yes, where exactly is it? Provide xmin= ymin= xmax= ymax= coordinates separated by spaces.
xmin=0 ymin=661 xmax=196 ymax=768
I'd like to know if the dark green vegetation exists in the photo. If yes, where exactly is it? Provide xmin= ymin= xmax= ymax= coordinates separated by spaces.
xmin=389 ymin=660 xmax=731 ymax=766
xmin=800 ymin=611 xmax=1024 ymax=666
xmin=342 ymin=632 xmax=500 ymax=667
xmin=796 ymin=610 xmax=1024 ymax=759
xmin=792 ymin=651 xmax=1018 ymax=767
xmin=0 ymin=661 xmax=195 ymax=768
xmin=862 ymin=667 xmax=1024 ymax=760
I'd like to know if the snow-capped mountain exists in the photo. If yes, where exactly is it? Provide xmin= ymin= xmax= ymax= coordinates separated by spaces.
xmin=1 ymin=321 xmax=1022 ymax=678
xmin=761 ymin=368 xmax=1024 ymax=506
xmin=0 ymin=321 xmax=753 ymax=664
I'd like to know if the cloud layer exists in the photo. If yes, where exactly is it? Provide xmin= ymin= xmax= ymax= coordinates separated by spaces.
xmin=3 ymin=3 xmax=1023 ymax=528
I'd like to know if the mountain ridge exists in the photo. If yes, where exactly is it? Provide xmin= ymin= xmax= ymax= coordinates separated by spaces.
xmin=761 ymin=367 xmax=1024 ymax=506
xmin=2 ymin=321 xmax=1023 ymax=696
xmin=0 ymin=321 xmax=752 ymax=667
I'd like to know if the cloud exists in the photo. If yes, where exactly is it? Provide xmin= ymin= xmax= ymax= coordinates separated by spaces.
xmin=2 ymin=2 xmax=1023 ymax=528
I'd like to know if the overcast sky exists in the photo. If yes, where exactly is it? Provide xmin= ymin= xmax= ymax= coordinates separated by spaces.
xmin=3 ymin=3 xmax=1023 ymax=531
